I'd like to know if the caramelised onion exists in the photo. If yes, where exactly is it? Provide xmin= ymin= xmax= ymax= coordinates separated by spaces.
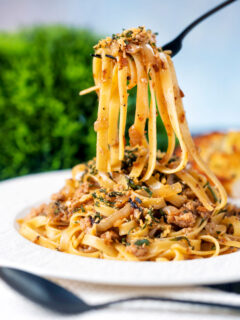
xmin=163 ymin=205 xmax=178 ymax=215
xmin=96 ymin=203 xmax=132 ymax=233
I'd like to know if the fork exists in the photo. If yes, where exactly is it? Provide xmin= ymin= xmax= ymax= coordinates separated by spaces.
xmin=92 ymin=0 xmax=238 ymax=60
xmin=1 ymin=267 xmax=240 ymax=315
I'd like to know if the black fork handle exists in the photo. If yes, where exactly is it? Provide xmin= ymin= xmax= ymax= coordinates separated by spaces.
xmin=97 ymin=295 xmax=240 ymax=312
xmin=162 ymin=0 xmax=238 ymax=55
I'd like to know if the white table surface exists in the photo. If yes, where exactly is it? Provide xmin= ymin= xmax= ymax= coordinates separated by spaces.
xmin=2 ymin=275 xmax=240 ymax=320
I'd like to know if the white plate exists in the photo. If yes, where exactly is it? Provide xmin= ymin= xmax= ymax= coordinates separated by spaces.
xmin=1 ymin=170 xmax=240 ymax=287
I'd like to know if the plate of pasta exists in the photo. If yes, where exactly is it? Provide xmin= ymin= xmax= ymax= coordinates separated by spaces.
xmin=1 ymin=26 xmax=240 ymax=286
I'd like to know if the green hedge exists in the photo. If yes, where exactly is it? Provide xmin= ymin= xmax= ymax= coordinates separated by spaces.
xmin=0 ymin=26 xmax=101 ymax=180
xmin=0 ymin=26 xmax=167 ymax=181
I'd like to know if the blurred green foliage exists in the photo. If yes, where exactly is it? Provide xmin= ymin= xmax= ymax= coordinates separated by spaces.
xmin=0 ymin=26 xmax=168 ymax=181
xmin=0 ymin=26 xmax=100 ymax=180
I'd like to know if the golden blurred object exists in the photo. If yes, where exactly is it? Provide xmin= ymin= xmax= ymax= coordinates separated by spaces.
xmin=193 ymin=131 xmax=240 ymax=198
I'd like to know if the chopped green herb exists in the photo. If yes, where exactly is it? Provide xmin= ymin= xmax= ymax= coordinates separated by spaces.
xmin=80 ymin=205 xmax=86 ymax=213
xmin=54 ymin=208 xmax=60 ymax=215
xmin=121 ymin=236 xmax=130 ymax=246
xmin=102 ymin=199 xmax=115 ymax=207
xmin=216 ymin=209 xmax=227 ymax=215
xmin=141 ymin=222 xmax=147 ymax=230
xmin=142 ymin=186 xmax=152 ymax=196
xmin=168 ymin=157 xmax=177 ymax=164
xmin=216 ymin=231 xmax=221 ymax=235
xmin=125 ymin=177 xmax=152 ymax=196
xmin=124 ymin=40 xmax=129 ymax=45
xmin=125 ymin=147 xmax=138 ymax=153
xmin=154 ymin=32 xmax=159 ymax=35
xmin=125 ymin=30 xmax=133 ymax=38
xmin=108 ymin=191 xmax=124 ymax=197
xmin=148 ymin=208 xmax=160 ymax=223
xmin=95 ymin=201 xmax=100 ymax=207
xmin=121 ymin=236 xmax=126 ymax=244
xmin=112 ymin=34 xmax=119 ymax=40
xmin=171 ymin=236 xmax=192 ymax=248
xmin=122 ymin=150 xmax=137 ymax=170
xmin=73 ymin=206 xmax=86 ymax=213
xmin=126 ymin=177 xmax=139 ymax=190
xmin=92 ymin=192 xmax=115 ymax=207
xmin=94 ymin=212 xmax=103 ymax=223
xmin=128 ymin=227 xmax=135 ymax=235
xmin=89 ymin=163 xmax=98 ymax=175
xmin=159 ymin=209 xmax=166 ymax=217
xmin=148 ymin=69 xmax=152 ymax=80
xmin=134 ymin=239 xmax=150 ymax=247
xmin=204 ymin=182 xmax=218 ymax=202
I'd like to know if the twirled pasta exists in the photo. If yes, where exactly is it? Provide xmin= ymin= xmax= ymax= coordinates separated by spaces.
xmin=19 ymin=27 xmax=240 ymax=261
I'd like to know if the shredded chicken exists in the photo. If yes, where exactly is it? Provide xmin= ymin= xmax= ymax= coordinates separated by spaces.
xmin=75 ymin=182 xmax=90 ymax=196
xmin=196 ymin=205 xmax=211 ymax=219
xmin=79 ymin=217 xmax=92 ymax=231
xmin=26 ymin=203 xmax=47 ymax=219
xmin=100 ymin=230 xmax=119 ymax=244
xmin=127 ymin=244 xmax=149 ymax=257
xmin=163 ymin=205 xmax=196 ymax=228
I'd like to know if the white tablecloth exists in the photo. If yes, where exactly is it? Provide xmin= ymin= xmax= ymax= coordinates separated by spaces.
xmin=1 ymin=276 xmax=240 ymax=320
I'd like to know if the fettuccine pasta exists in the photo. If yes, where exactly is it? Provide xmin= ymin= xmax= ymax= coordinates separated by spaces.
xmin=18 ymin=27 xmax=240 ymax=261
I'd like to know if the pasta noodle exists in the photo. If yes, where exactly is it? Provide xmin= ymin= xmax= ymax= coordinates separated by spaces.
xmin=18 ymin=27 xmax=240 ymax=261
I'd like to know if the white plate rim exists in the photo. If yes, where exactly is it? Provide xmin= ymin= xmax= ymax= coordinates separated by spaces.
xmin=1 ymin=170 xmax=240 ymax=287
